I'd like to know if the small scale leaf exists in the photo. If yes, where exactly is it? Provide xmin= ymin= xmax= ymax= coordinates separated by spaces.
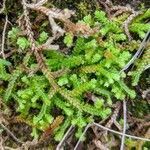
xmin=64 ymin=33 xmax=73 ymax=47
xmin=17 ymin=37 xmax=30 ymax=50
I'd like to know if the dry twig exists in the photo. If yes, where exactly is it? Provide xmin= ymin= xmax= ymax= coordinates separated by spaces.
xmin=24 ymin=0 xmax=74 ymax=36
xmin=56 ymin=125 xmax=74 ymax=150
xmin=3 ymin=147 xmax=17 ymax=150
xmin=22 ymin=0 xmax=59 ymax=90
xmin=74 ymin=122 xmax=150 ymax=150
xmin=120 ymin=100 xmax=127 ymax=150
xmin=120 ymin=30 xmax=150 ymax=73
xmin=24 ymin=0 xmax=96 ymax=37
xmin=0 ymin=0 xmax=6 ymax=14
xmin=110 ymin=5 xmax=134 ymax=14
xmin=0 ymin=123 xmax=24 ymax=144
xmin=98 ymin=0 xmax=111 ymax=18
xmin=38 ymin=37 xmax=59 ymax=50
xmin=92 ymin=102 xmax=121 ymax=138
xmin=122 ymin=11 xmax=141 ymax=40
xmin=105 ymin=102 xmax=121 ymax=130
xmin=25 ymin=0 xmax=47 ymax=8
xmin=0 ymin=137 xmax=4 ymax=150
xmin=0 ymin=15 xmax=8 ymax=59
xmin=74 ymin=123 xmax=91 ymax=150
xmin=94 ymin=139 xmax=109 ymax=150
xmin=20 ymin=139 xmax=38 ymax=150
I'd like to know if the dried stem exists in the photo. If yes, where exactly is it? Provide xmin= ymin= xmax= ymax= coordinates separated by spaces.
xmin=120 ymin=30 xmax=150 ymax=73
xmin=24 ymin=1 xmax=96 ymax=37
xmin=22 ymin=0 xmax=59 ymax=90
xmin=120 ymin=100 xmax=127 ymax=150
xmin=110 ymin=6 xmax=134 ymax=13
xmin=3 ymin=147 xmax=17 ymax=150
xmin=24 ymin=0 xmax=74 ymax=36
xmin=0 ymin=123 xmax=24 ymax=144
xmin=74 ymin=122 xmax=150 ymax=150
xmin=74 ymin=123 xmax=91 ymax=150
xmin=122 ymin=11 xmax=141 ymax=40
xmin=0 ymin=0 xmax=6 ymax=14
xmin=56 ymin=125 xmax=74 ymax=150
xmin=0 ymin=137 xmax=4 ymax=150
xmin=94 ymin=140 xmax=109 ymax=150
xmin=105 ymin=102 xmax=121 ymax=130
xmin=0 ymin=15 xmax=8 ymax=59
xmin=98 ymin=0 xmax=111 ymax=18
xmin=25 ymin=0 xmax=48 ymax=8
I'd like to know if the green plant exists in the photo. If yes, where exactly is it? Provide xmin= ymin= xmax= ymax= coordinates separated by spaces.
xmin=8 ymin=27 xmax=21 ymax=42
xmin=17 ymin=37 xmax=30 ymax=50
xmin=38 ymin=31 xmax=49 ymax=44
xmin=0 ymin=59 xmax=11 ymax=81
xmin=1 ymin=8 xmax=150 ymax=141
xmin=130 ymin=45 xmax=150 ymax=86
xmin=64 ymin=32 xmax=73 ymax=47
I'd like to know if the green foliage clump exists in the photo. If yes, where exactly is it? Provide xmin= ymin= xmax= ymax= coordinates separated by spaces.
xmin=1 ymin=9 xmax=150 ymax=141
xmin=64 ymin=33 xmax=73 ymax=47
xmin=129 ymin=9 xmax=150 ymax=38
xmin=130 ymin=45 xmax=150 ymax=86
xmin=38 ymin=31 xmax=49 ymax=44
xmin=17 ymin=37 xmax=30 ymax=50
xmin=0 ymin=59 xmax=11 ymax=81
xmin=8 ymin=27 xmax=21 ymax=42
xmin=113 ymin=9 xmax=150 ymax=39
